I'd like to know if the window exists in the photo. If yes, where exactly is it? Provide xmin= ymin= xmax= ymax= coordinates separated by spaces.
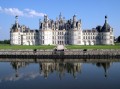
xmin=60 ymin=32 xmax=61 ymax=35
xmin=110 ymin=41 xmax=113 ymax=44
xmin=83 ymin=36 xmax=85 ymax=39
xmin=62 ymin=32 xmax=64 ymax=35
xmin=110 ymin=36 xmax=113 ymax=39
xmin=88 ymin=36 xmax=90 ymax=39
xmin=78 ymin=41 xmax=81 ymax=44
xmin=42 ymin=40 xmax=44 ymax=44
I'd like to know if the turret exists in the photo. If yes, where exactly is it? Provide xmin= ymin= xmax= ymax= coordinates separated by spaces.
xmin=101 ymin=16 xmax=112 ymax=45
xmin=44 ymin=15 xmax=48 ymax=22
xmin=73 ymin=15 xmax=76 ymax=22
xmin=39 ymin=19 xmax=42 ymax=29
xmin=15 ymin=15 xmax=19 ymax=28
xmin=59 ymin=12 xmax=62 ymax=20
xmin=77 ymin=19 xmax=81 ymax=29
xmin=11 ymin=16 xmax=20 ymax=32
xmin=73 ymin=15 xmax=77 ymax=28
xmin=44 ymin=15 xmax=48 ymax=29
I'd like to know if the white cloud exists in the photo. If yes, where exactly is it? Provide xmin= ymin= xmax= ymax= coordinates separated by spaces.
xmin=0 ymin=6 xmax=45 ymax=17
xmin=24 ymin=9 xmax=45 ymax=17
xmin=4 ymin=8 xmax=24 ymax=16
xmin=0 ymin=72 xmax=41 ymax=83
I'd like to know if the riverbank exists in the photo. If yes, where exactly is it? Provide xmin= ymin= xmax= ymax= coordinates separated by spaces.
xmin=0 ymin=49 xmax=120 ymax=59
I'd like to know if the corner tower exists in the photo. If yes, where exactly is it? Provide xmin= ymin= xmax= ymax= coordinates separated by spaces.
xmin=10 ymin=16 xmax=21 ymax=45
xmin=100 ymin=16 xmax=114 ymax=45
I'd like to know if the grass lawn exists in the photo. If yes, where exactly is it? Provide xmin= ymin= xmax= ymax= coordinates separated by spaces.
xmin=66 ymin=45 xmax=120 ymax=49
xmin=0 ymin=44 xmax=55 ymax=50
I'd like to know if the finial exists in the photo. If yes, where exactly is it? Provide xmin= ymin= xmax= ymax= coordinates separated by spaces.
xmin=15 ymin=15 xmax=19 ymax=25
xmin=105 ymin=15 xmax=108 ymax=24
xmin=15 ymin=15 xmax=18 ymax=19
xmin=105 ymin=15 xmax=107 ymax=19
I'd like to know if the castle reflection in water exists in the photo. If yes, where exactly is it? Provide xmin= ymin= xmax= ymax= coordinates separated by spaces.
xmin=10 ymin=59 xmax=112 ymax=79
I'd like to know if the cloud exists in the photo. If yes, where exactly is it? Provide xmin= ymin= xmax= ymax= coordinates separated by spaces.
xmin=0 ymin=6 xmax=45 ymax=17
xmin=24 ymin=9 xmax=45 ymax=17
xmin=4 ymin=8 xmax=24 ymax=16
xmin=0 ymin=72 xmax=41 ymax=83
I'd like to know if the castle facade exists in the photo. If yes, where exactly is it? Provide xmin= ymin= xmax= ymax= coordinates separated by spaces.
xmin=10 ymin=14 xmax=114 ymax=45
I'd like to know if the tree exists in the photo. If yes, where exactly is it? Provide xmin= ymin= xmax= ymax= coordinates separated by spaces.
xmin=0 ymin=40 xmax=10 ymax=44
xmin=117 ymin=36 xmax=120 ymax=42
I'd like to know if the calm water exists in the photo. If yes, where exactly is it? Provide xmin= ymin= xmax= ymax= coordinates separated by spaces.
xmin=0 ymin=59 xmax=120 ymax=89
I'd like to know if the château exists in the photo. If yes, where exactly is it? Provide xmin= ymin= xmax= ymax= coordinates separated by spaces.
xmin=10 ymin=13 xmax=114 ymax=45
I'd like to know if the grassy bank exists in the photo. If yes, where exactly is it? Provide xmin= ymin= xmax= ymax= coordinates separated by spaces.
xmin=66 ymin=45 xmax=120 ymax=49
xmin=0 ymin=44 xmax=55 ymax=50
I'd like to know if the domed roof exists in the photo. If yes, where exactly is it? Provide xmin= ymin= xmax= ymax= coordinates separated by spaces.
xmin=12 ymin=23 xmax=20 ymax=29
xmin=101 ymin=23 xmax=110 ymax=32
xmin=96 ymin=25 xmax=102 ymax=32
xmin=101 ymin=16 xmax=111 ymax=32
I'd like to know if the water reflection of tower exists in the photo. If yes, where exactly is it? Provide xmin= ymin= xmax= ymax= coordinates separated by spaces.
xmin=65 ymin=62 xmax=82 ymax=79
xmin=39 ymin=62 xmax=56 ymax=79
xmin=39 ymin=61 xmax=82 ymax=79
xmin=96 ymin=62 xmax=112 ymax=77
xmin=11 ymin=61 xmax=29 ymax=77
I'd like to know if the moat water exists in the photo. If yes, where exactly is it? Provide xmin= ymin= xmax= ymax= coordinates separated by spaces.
xmin=0 ymin=59 xmax=120 ymax=89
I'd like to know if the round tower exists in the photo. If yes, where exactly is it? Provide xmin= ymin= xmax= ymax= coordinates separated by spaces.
xmin=101 ymin=16 xmax=111 ymax=45
xmin=10 ymin=16 xmax=21 ymax=45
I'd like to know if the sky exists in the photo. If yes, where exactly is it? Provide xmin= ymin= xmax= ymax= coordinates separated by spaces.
xmin=0 ymin=0 xmax=120 ymax=40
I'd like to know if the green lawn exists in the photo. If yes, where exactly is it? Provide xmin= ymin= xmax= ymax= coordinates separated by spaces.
xmin=0 ymin=44 xmax=120 ymax=50
xmin=0 ymin=44 xmax=55 ymax=50
xmin=66 ymin=45 xmax=120 ymax=49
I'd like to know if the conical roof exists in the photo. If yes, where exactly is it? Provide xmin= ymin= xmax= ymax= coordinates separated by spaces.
xmin=101 ymin=16 xmax=111 ymax=32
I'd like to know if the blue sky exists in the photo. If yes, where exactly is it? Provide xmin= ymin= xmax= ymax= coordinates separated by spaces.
xmin=0 ymin=0 xmax=120 ymax=40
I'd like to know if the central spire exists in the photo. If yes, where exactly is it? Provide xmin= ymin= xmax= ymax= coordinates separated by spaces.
xmin=59 ymin=12 xmax=62 ymax=20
